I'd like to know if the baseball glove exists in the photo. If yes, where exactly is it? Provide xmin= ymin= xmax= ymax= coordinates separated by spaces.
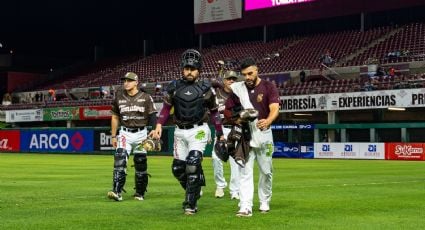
xmin=214 ymin=139 xmax=229 ymax=162
xmin=239 ymin=109 xmax=259 ymax=122
xmin=140 ymin=137 xmax=162 ymax=152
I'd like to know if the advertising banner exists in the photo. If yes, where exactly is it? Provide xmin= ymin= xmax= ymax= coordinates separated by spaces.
xmin=271 ymin=124 xmax=315 ymax=130
xmin=280 ymin=88 xmax=425 ymax=112
xmin=299 ymin=143 xmax=314 ymax=158
xmin=273 ymin=142 xmax=299 ymax=158
xmin=5 ymin=109 xmax=42 ymax=122
xmin=20 ymin=129 xmax=93 ymax=152
xmin=0 ymin=130 xmax=20 ymax=152
xmin=94 ymin=130 xmax=114 ymax=151
xmin=386 ymin=143 xmax=425 ymax=161
xmin=358 ymin=143 xmax=385 ymax=159
xmin=273 ymin=142 xmax=314 ymax=158
xmin=43 ymin=107 xmax=80 ymax=121
xmin=315 ymin=143 xmax=385 ymax=159
xmin=245 ymin=0 xmax=316 ymax=11
xmin=80 ymin=106 xmax=112 ymax=120
xmin=194 ymin=0 xmax=242 ymax=24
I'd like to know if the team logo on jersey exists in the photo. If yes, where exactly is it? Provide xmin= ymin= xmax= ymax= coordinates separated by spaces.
xmin=195 ymin=130 xmax=206 ymax=140
xmin=184 ymin=90 xmax=193 ymax=96
xmin=257 ymin=94 xmax=263 ymax=102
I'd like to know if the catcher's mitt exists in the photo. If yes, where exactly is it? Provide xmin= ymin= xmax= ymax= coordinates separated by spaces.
xmin=140 ymin=137 xmax=162 ymax=152
xmin=214 ymin=139 xmax=229 ymax=162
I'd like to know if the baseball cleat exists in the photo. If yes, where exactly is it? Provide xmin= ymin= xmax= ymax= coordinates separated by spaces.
xmin=133 ymin=193 xmax=144 ymax=201
xmin=215 ymin=188 xmax=224 ymax=198
xmin=236 ymin=208 xmax=252 ymax=217
xmin=107 ymin=191 xmax=122 ymax=201
xmin=259 ymin=202 xmax=270 ymax=213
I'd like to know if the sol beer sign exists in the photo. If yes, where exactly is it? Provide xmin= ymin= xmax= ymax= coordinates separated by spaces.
xmin=386 ymin=143 xmax=425 ymax=161
xmin=0 ymin=130 xmax=20 ymax=152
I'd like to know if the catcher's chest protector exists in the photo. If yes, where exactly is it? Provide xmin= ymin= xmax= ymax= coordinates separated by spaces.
xmin=173 ymin=82 xmax=208 ymax=123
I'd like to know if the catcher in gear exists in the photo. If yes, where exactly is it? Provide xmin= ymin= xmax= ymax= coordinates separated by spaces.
xmin=108 ymin=72 xmax=158 ymax=202
xmin=150 ymin=49 xmax=225 ymax=215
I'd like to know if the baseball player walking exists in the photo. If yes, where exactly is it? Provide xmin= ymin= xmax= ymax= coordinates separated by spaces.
xmin=107 ymin=72 xmax=157 ymax=202
xmin=224 ymin=57 xmax=280 ymax=217
xmin=212 ymin=70 xmax=240 ymax=199
xmin=150 ymin=49 xmax=225 ymax=215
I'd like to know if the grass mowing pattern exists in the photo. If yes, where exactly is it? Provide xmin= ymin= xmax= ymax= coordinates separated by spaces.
xmin=0 ymin=153 xmax=424 ymax=229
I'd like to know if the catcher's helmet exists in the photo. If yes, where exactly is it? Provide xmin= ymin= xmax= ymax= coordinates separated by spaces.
xmin=181 ymin=49 xmax=202 ymax=69
xmin=214 ymin=140 xmax=229 ymax=162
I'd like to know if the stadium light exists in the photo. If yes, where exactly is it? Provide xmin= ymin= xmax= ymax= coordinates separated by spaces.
xmin=388 ymin=107 xmax=405 ymax=111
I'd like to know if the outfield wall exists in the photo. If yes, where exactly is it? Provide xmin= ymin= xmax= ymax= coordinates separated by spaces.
xmin=0 ymin=128 xmax=424 ymax=160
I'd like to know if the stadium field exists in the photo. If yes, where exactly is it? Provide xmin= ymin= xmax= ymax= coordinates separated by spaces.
xmin=0 ymin=153 xmax=424 ymax=230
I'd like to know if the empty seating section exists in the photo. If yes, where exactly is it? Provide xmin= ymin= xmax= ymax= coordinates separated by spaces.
xmin=279 ymin=73 xmax=425 ymax=96
xmin=5 ymin=23 xmax=425 ymax=109
xmin=347 ymin=23 xmax=425 ymax=66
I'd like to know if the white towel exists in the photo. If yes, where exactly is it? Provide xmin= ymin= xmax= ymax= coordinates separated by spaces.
xmin=230 ymin=82 xmax=273 ymax=148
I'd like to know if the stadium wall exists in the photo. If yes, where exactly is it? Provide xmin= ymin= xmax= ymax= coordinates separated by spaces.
xmin=0 ymin=128 xmax=423 ymax=161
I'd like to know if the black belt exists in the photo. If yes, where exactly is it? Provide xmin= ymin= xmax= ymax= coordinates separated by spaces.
xmin=121 ymin=126 xmax=145 ymax=133
xmin=176 ymin=122 xmax=204 ymax=130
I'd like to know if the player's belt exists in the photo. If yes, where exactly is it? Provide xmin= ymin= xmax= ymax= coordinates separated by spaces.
xmin=176 ymin=122 xmax=205 ymax=130
xmin=121 ymin=126 xmax=145 ymax=133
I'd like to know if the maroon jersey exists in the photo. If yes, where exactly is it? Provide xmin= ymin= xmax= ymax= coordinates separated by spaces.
xmin=225 ymin=80 xmax=279 ymax=120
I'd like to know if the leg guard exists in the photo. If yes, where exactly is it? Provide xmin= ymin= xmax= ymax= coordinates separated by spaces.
xmin=172 ymin=159 xmax=187 ymax=190
xmin=184 ymin=150 xmax=205 ymax=209
xmin=133 ymin=153 xmax=148 ymax=197
xmin=112 ymin=148 xmax=128 ymax=194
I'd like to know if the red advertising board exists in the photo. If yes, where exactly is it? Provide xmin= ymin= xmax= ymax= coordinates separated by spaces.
xmin=79 ymin=105 xmax=112 ymax=120
xmin=386 ymin=143 xmax=425 ymax=161
xmin=0 ymin=130 xmax=20 ymax=152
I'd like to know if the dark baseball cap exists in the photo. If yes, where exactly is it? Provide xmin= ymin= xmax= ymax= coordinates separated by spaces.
xmin=121 ymin=72 xmax=138 ymax=81
xmin=223 ymin=70 xmax=238 ymax=79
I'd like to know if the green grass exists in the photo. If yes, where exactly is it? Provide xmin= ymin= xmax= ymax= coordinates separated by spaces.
xmin=0 ymin=153 xmax=424 ymax=230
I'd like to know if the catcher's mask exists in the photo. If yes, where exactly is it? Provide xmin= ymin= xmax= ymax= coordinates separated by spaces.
xmin=181 ymin=49 xmax=202 ymax=69
xmin=140 ymin=137 xmax=162 ymax=152
xmin=214 ymin=139 xmax=229 ymax=162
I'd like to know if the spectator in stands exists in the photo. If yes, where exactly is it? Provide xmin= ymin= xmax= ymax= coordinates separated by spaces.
xmin=299 ymin=69 xmax=306 ymax=83
xmin=320 ymin=49 xmax=334 ymax=67
xmin=48 ymin=88 xmax=56 ymax=101
xmin=2 ymin=92 xmax=12 ymax=105
xmin=389 ymin=67 xmax=395 ymax=77
xmin=35 ymin=92 xmax=41 ymax=102
xmin=375 ymin=66 xmax=386 ymax=77
xmin=364 ymin=78 xmax=378 ymax=91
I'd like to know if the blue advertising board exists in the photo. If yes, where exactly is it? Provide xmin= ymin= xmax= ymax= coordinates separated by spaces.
xmin=273 ymin=142 xmax=314 ymax=158
xmin=20 ymin=129 xmax=94 ymax=152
